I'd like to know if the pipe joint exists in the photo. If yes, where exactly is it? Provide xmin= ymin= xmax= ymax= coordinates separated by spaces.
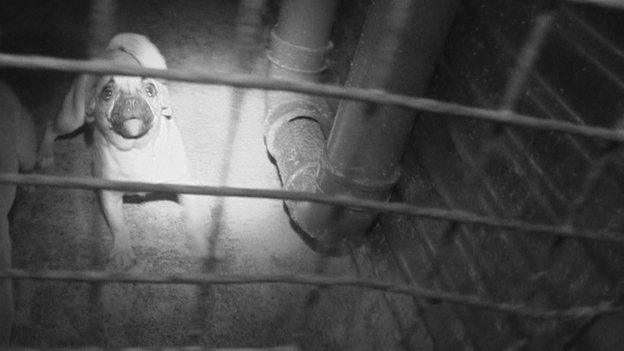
xmin=317 ymin=154 xmax=401 ymax=202
xmin=267 ymin=28 xmax=333 ymax=74
xmin=264 ymin=97 xmax=333 ymax=158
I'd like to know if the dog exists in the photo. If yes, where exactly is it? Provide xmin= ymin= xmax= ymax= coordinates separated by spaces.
xmin=0 ymin=81 xmax=37 ymax=345
xmin=37 ymin=33 xmax=209 ymax=269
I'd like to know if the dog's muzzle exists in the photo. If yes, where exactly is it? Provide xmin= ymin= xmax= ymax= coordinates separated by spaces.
xmin=109 ymin=96 xmax=155 ymax=139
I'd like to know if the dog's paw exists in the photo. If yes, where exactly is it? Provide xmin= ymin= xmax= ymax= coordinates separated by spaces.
xmin=109 ymin=246 xmax=137 ymax=270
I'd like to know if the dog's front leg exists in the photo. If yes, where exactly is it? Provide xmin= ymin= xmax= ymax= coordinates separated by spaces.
xmin=99 ymin=190 xmax=135 ymax=269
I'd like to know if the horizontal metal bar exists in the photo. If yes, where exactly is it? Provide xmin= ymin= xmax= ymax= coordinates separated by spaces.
xmin=0 ymin=347 xmax=298 ymax=351
xmin=565 ymin=0 xmax=624 ymax=10
xmin=0 ymin=269 xmax=621 ymax=320
xmin=2 ymin=173 xmax=623 ymax=243
xmin=0 ymin=53 xmax=622 ymax=142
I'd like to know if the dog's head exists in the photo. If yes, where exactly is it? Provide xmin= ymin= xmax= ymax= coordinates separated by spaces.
xmin=87 ymin=59 xmax=171 ymax=148
xmin=60 ymin=33 xmax=172 ymax=150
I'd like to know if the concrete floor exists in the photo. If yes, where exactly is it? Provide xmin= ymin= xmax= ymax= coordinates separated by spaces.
xmin=6 ymin=1 xmax=405 ymax=349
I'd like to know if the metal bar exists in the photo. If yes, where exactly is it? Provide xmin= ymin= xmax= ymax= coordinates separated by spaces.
xmin=0 ymin=348 xmax=299 ymax=351
xmin=0 ymin=269 xmax=621 ymax=320
xmin=2 ymin=173 xmax=624 ymax=243
xmin=0 ymin=54 xmax=622 ymax=141
xmin=565 ymin=0 xmax=624 ymax=10
xmin=500 ymin=12 xmax=554 ymax=111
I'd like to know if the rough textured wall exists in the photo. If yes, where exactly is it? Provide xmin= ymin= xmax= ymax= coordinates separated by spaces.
xmin=377 ymin=0 xmax=624 ymax=350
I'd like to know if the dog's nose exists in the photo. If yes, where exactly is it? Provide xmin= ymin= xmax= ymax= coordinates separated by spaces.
xmin=121 ymin=98 xmax=141 ymax=118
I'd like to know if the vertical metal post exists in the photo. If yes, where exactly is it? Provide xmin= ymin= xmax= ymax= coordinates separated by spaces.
xmin=88 ymin=0 xmax=116 ymax=57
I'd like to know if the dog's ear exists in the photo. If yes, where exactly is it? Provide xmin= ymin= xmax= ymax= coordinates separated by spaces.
xmin=56 ymin=74 xmax=97 ymax=132
xmin=157 ymin=81 xmax=173 ymax=118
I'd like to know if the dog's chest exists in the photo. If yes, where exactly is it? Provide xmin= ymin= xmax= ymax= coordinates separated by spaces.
xmin=94 ymin=120 xmax=189 ymax=186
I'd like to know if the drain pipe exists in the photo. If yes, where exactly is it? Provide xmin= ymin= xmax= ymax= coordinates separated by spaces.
xmin=263 ymin=0 xmax=336 ymax=247
xmin=266 ymin=0 xmax=459 ymax=250
xmin=264 ymin=0 xmax=337 ymax=158
xmin=293 ymin=0 xmax=460 ymax=248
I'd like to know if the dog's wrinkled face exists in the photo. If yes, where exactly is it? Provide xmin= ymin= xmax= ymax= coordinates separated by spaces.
xmin=88 ymin=75 xmax=169 ymax=150
xmin=108 ymin=80 xmax=155 ymax=139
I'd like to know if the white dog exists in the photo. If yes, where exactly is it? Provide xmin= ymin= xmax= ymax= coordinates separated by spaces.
xmin=37 ymin=33 xmax=209 ymax=269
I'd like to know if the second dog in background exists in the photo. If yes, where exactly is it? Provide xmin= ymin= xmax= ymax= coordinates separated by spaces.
xmin=37 ymin=33 xmax=210 ymax=269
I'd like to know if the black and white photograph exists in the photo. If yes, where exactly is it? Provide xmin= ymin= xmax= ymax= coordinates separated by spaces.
xmin=1 ymin=0 xmax=624 ymax=350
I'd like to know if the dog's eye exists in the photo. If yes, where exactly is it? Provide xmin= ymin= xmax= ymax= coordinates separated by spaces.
xmin=101 ymin=86 xmax=114 ymax=101
xmin=144 ymin=84 xmax=157 ymax=97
